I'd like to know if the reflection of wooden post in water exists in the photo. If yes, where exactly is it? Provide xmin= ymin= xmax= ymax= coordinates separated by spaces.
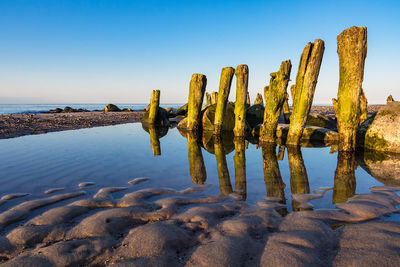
xmin=148 ymin=125 xmax=161 ymax=156
xmin=262 ymin=143 xmax=286 ymax=204
xmin=233 ymin=137 xmax=247 ymax=200
xmin=333 ymin=151 xmax=356 ymax=203
xmin=214 ymin=136 xmax=233 ymax=195
xmin=187 ymin=131 xmax=207 ymax=184
xmin=287 ymin=145 xmax=310 ymax=211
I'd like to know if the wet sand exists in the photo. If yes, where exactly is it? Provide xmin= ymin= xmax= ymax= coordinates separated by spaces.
xmin=0 ymin=111 xmax=144 ymax=139
xmin=0 ymin=105 xmax=384 ymax=139
xmin=0 ymin=179 xmax=399 ymax=266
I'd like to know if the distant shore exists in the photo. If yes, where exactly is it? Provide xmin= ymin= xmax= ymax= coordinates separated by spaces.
xmin=0 ymin=105 xmax=385 ymax=139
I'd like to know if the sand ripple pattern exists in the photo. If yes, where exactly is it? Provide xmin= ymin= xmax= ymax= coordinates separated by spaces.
xmin=0 ymin=183 xmax=399 ymax=266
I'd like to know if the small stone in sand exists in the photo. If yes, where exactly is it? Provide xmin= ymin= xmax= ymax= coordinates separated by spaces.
xmin=78 ymin=182 xmax=95 ymax=188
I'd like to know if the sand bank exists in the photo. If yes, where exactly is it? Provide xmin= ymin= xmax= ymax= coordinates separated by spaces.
xmin=0 ymin=178 xmax=399 ymax=266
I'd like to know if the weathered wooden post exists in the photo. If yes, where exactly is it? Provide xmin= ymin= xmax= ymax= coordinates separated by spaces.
xmin=333 ymin=151 xmax=356 ymax=203
xmin=206 ymin=92 xmax=212 ymax=105
xmin=254 ymin=93 xmax=264 ymax=106
xmin=333 ymin=26 xmax=367 ymax=152
xmin=259 ymin=60 xmax=292 ymax=143
xmin=233 ymin=65 xmax=249 ymax=137
xmin=287 ymin=145 xmax=310 ymax=211
xmin=359 ymin=88 xmax=368 ymax=124
xmin=211 ymin=92 xmax=218 ymax=104
xmin=246 ymin=92 xmax=251 ymax=106
xmin=148 ymin=90 xmax=160 ymax=124
xmin=286 ymin=39 xmax=325 ymax=145
xmin=262 ymin=143 xmax=286 ymax=204
xmin=187 ymin=74 xmax=207 ymax=131
xmin=187 ymin=131 xmax=207 ymax=184
xmin=214 ymin=67 xmax=235 ymax=135
xmin=282 ymin=92 xmax=291 ymax=124
xmin=386 ymin=95 xmax=394 ymax=104
xmin=214 ymin=136 xmax=233 ymax=195
xmin=234 ymin=137 xmax=247 ymax=201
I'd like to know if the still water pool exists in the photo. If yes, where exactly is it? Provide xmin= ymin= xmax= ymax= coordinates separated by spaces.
xmin=0 ymin=123 xmax=398 ymax=213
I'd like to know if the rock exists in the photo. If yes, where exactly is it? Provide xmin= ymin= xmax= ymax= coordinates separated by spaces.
xmin=358 ymin=101 xmax=400 ymax=153
xmin=246 ymin=104 xmax=264 ymax=129
xmin=50 ymin=108 xmax=63 ymax=113
xmin=104 ymin=104 xmax=121 ymax=112
xmin=64 ymin=106 xmax=75 ymax=113
xmin=121 ymin=108 xmax=132 ymax=112
xmin=202 ymin=103 xmax=235 ymax=132
xmin=306 ymin=112 xmax=337 ymax=129
xmin=141 ymin=107 xmax=170 ymax=127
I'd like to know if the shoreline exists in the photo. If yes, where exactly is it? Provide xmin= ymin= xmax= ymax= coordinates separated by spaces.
xmin=0 ymin=105 xmax=385 ymax=139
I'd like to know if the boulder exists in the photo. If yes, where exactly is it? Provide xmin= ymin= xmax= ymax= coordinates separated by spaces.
xmin=358 ymin=102 xmax=400 ymax=153
xmin=246 ymin=104 xmax=264 ymax=129
xmin=306 ymin=112 xmax=336 ymax=129
xmin=202 ymin=103 xmax=235 ymax=132
xmin=104 ymin=104 xmax=120 ymax=112
xmin=64 ymin=106 xmax=75 ymax=113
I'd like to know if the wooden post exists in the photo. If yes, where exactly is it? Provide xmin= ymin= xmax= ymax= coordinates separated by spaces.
xmin=286 ymin=39 xmax=325 ymax=145
xmin=148 ymin=90 xmax=160 ymax=124
xmin=206 ymin=92 xmax=212 ymax=105
xmin=333 ymin=151 xmax=356 ymax=203
xmin=262 ymin=143 xmax=286 ymax=204
xmin=287 ymin=145 xmax=310 ymax=211
xmin=334 ymin=26 xmax=367 ymax=152
xmin=386 ymin=95 xmax=394 ymax=104
xmin=187 ymin=131 xmax=207 ymax=184
xmin=260 ymin=60 xmax=292 ymax=143
xmin=246 ymin=92 xmax=251 ymax=106
xmin=234 ymin=137 xmax=247 ymax=201
xmin=211 ymin=92 xmax=218 ymax=104
xmin=233 ymin=65 xmax=249 ymax=137
xmin=254 ymin=93 xmax=264 ymax=106
xmin=359 ymin=88 xmax=368 ymax=125
xmin=187 ymin=74 xmax=207 ymax=131
xmin=214 ymin=67 xmax=235 ymax=135
xmin=214 ymin=136 xmax=233 ymax=195
xmin=282 ymin=92 xmax=291 ymax=124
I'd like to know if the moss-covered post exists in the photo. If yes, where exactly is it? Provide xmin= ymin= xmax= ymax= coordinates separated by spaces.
xmin=333 ymin=26 xmax=367 ymax=152
xmin=246 ymin=92 xmax=251 ymax=106
xmin=187 ymin=131 xmax=207 ymax=184
xmin=387 ymin=95 xmax=394 ymax=104
xmin=234 ymin=137 xmax=247 ymax=201
xmin=333 ymin=151 xmax=356 ymax=203
xmin=359 ymin=88 xmax=368 ymax=125
xmin=214 ymin=136 xmax=233 ymax=196
xmin=290 ymin=85 xmax=296 ymax=104
xmin=211 ymin=92 xmax=218 ymax=104
xmin=148 ymin=125 xmax=161 ymax=156
xmin=286 ymin=39 xmax=325 ymax=145
xmin=187 ymin=74 xmax=207 ymax=132
xmin=206 ymin=92 xmax=212 ymax=105
xmin=260 ymin=60 xmax=292 ymax=143
xmin=282 ymin=92 xmax=291 ymax=124
xmin=148 ymin=90 xmax=160 ymax=124
xmin=287 ymin=145 xmax=310 ymax=211
xmin=262 ymin=143 xmax=286 ymax=204
xmin=254 ymin=93 xmax=264 ymax=106
xmin=214 ymin=67 xmax=235 ymax=135
xmin=233 ymin=65 xmax=249 ymax=137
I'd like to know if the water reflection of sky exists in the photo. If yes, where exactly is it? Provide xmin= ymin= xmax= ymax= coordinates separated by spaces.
xmin=0 ymin=123 xmax=392 ymax=212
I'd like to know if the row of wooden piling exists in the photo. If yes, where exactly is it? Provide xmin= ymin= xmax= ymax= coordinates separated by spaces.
xmin=145 ymin=26 xmax=369 ymax=152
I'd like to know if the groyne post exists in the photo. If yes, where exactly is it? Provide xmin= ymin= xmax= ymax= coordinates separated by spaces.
xmin=260 ymin=60 xmax=292 ymax=143
xmin=333 ymin=26 xmax=367 ymax=152
xmin=211 ymin=92 xmax=218 ymax=104
xmin=206 ymin=92 xmax=212 ymax=105
xmin=214 ymin=67 xmax=235 ymax=135
xmin=148 ymin=90 xmax=160 ymax=124
xmin=282 ymin=92 xmax=291 ymax=124
xmin=359 ymin=88 xmax=368 ymax=125
xmin=187 ymin=74 xmax=207 ymax=131
xmin=254 ymin=93 xmax=264 ymax=106
xmin=286 ymin=39 xmax=325 ymax=145
xmin=233 ymin=65 xmax=249 ymax=137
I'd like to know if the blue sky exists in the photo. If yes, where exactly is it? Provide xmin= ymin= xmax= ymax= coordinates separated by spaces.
xmin=0 ymin=0 xmax=399 ymax=104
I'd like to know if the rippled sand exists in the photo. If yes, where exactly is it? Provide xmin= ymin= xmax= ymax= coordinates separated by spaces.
xmin=0 ymin=179 xmax=399 ymax=266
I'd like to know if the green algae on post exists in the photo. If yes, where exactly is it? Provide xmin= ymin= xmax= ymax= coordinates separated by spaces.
xmin=234 ymin=65 xmax=249 ymax=137
xmin=334 ymin=26 xmax=367 ymax=152
xmin=214 ymin=67 xmax=235 ymax=135
xmin=187 ymin=74 xmax=207 ymax=132
xmin=359 ymin=88 xmax=368 ymax=125
xmin=148 ymin=90 xmax=160 ymax=124
xmin=260 ymin=60 xmax=292 ymax=143
xmin=287 ymin=39 xmax=325 ymax=145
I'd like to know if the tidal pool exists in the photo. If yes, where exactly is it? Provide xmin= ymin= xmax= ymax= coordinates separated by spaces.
xmin=0 ymin=122 xmax=398 ymax=213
